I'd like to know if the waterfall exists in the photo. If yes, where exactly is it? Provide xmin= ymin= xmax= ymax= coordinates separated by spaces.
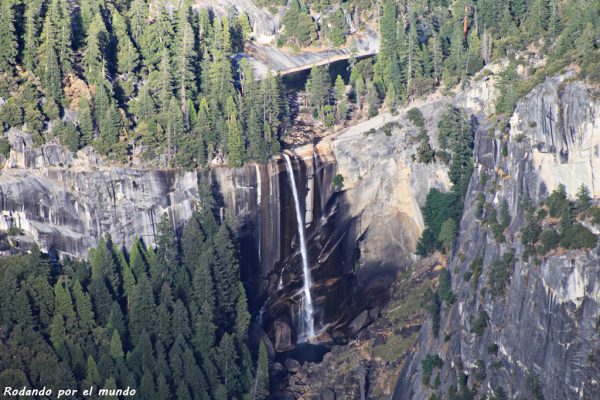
xmin=283 ymin=153 xmax=316 ymax=341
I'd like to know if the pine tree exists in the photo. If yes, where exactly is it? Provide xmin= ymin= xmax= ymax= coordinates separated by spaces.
xmin=109 ymin=329 xmax=124 ymax=360
xmin=174 ymin=6 xmax=197 ymax=116
xmin=89 ymin=235 xmax=121 ymax=298
xmin=72 ymin=280 xmax=95 ymax=332
xmin=576 ymin=22 xmax=596 ymax=66
xmin=112 ymin=8 xmax=139 ymax=77
xmin=83 ymin=13 xmax=108 ymax=84
xmin=88 ymin=278 xmax=112 ymax=325
xmin=156 ymin=47 xmax=173 ymax=111
xmin=234 ymin=283 xmax=250 ymax=337
xmin=128 ymin=274 xmax=155 ymax=342
xmin=129 ymin=237 xmax=148 ymax=281
xmin=85 ymin=355 xmax=100 ymax=386
xmin=226 ymin=109 xmax=245 ymax=167
xmin=246 ymin=109 xmax=268 ymax=163
xmin=576 ymin=183 xmax=592 ymax=212
xmin=217 ymin=333 xmax=242 ymax=397
xmin=212 ymin=224 xmax=241 ymax=330
xmin=153 ymin=213 xmax=181 ymax=293
xmin=333 ymin=75 xmax=348 ymax=122
xmin=238 ymin=11 xmax=252 ymax=40
xmin=78 ymin=96 xmax=95 ymax=146
xmin=0 ymin=0 xmax=18 ymax=74
xmin=252 ymin=341 xmax=270 ymax=400
xmin=128 ymin=0 xmax=148 ymax=48
xmin=23 ymin=0 xmax=44 ymax=72
xmin=380 ymin=0 xmax=398 ymax=60
xmin=38 ymin=11 xmax=63 ymax=102
xmin=306 ymin=66 xmax=331 ymax=119
xmin=55 ymin=0 xmax=73 ymax=74
xmin=526 ymin=0 xmax=550 ymax=37
xmin=171 ymin=300 xmax=192 ymax=340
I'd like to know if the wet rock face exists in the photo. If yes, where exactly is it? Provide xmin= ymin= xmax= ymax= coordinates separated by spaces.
xmin=394 ymin=74 xmax=600 ymax=400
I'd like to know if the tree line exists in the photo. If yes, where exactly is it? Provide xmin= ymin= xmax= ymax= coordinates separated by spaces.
xmin=0 ymin=178 xmax=270 ymax=399
xmin=0 ymin=0 xmax=288 ymax=168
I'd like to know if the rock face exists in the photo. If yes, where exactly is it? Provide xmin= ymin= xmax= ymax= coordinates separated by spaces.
xmin=394 ymin=74 xmax=600 ymax=399
xmin=0 ymin=112 xmax=447 ymax=352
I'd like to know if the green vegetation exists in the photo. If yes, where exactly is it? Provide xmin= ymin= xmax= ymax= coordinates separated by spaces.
xmin=421 ymin=354 xmax=443 ymax=385
xmin=488 ymin=251 xmax=515 ymax=298
xmin=417 ymin=107 xmax=474 ymax=256
xmin=332 ymin=174 xmax=344 ymax=190
xmin=438 ymin=219 xmax=457 ymax=253
xmin=527 ymin=373 xmax=546 ymax=400
xmin=407 ymin=108 xmax=425 ymax=128
xmin=416 ymin=189 xmax=462 ymax=255
xmin=521 ymin=184 xmax=598 ymax=258
xmin=0 ymin=0 xmax=288 ymax=168
xmin=437 ymin=268 xmax=455 ymax=304
xmin=0 ymin=182 xmax=269 ymax=399
xmin=0 ymin=137 xmax=10 ymax=157
xmin=422 ymin=287 xmax=441 ymax=337
xmin=470 ymin=309 xmax=489 ymax=336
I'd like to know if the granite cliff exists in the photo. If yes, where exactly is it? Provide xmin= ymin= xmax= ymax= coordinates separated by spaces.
xmin=394 ymin=73 xmax=600 ymax=400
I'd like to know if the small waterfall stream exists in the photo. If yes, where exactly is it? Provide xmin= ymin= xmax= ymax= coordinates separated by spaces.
xmin=283 ymin=153 xmax=316 ymax=341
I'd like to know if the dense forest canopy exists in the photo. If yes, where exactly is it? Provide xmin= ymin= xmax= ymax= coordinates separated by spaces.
xmin=0 ymin=177 xmax=270 ymax=399
xmin=0 ymin=0 xmax=598 ymax=169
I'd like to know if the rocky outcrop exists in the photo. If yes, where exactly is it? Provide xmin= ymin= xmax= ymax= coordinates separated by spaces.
xmin=394 ymin=74 xmax=600 ymax=399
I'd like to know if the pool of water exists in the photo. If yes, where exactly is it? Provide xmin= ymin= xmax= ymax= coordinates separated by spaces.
xmin=277 ymin=342 xmax=331 ymax=364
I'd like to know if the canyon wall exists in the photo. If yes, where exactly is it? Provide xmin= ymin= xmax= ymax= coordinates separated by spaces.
xmin=394 ymin=74 xmax=600 ymax=400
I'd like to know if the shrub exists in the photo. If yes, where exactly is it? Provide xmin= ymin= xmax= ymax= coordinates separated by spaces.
xmin=469 ymin=257 xmax=483 ymax=288
xmin=487 ymin=343 xmax=499 ymax=355
xmin=526 ymin=374 xmax=545 ymax=400
xmin=560 ymin=224 xmax=597 ymax=249
xmin=438 ymin=219 xmax=457 ymax=253
xmin=539 ymin=229 xmax=560 ymax=254
xmin=421 ymin=354 xmax=443 ymax=385
xmin=422 ymin=288 xmax=440 ymax=337
xmin=521 ymin=220 xmax=541 ymax=250
xmin=546 ymin=184 xmax=570 ymax=218
xmin=471 ymin=309 xmax=489 ymax=335
xmin=438 ymin=268 xmax=455 ymax=304
xmin=332 ymin=174 xmax=344 ymax=190
xmin=0 ymin=137 xmax=10 ymax=158
xmin=590 ymin=207 xmax=600 ymax=225
xmin=488 ymin=251 xmax=515 ymax=297
xmin=416 ymin=189 xmax=462 ymax=256
xmin=407 ymin=107 xmax=425 ymax=128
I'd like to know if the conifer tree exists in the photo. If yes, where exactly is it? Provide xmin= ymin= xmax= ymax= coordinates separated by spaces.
xmin=380 ymin=0 xmax=397 ymax=60
xmin=83 ymin=13 xmax=108 ymax=84
xmin=234 ymin=283 xmax=250 ymax=337
xmin=173 ymin=6 xmax=197 ymax=116
xmin=78 ymin=96 xmax=95 ymax=146
xmin=109 ymin=329 xmax=124 ymax=360
xmin=0 ymin=0 xmax=18 ymax=74
xmin=226 ymin=110 xmax=245 ymax=168
xmin=252 ymin=341 xmax=270 ymax=400
xmin=128 ymin=274 xmax=155 ymax=342
xmin=217 ymin=333 xmax=242 ymax=397
xmin=334 ymin=75 xmax=348 ymax=122
xmin=72 ymin=280 xmax=95 ymax=332
xmin=112 ymin=8 xmax=139 ymax=79
xmin=22 ymin=0 xmax=44 ymax=72
xmin=128 ymin=0 xmax=148 ymax=48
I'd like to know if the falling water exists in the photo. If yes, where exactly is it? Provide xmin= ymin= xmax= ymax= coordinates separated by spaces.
xmin=283 ymin=153 xmax=316 ymax=341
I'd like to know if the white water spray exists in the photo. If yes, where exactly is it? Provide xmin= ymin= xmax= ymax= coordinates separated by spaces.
xmin=283 ymin=153 xmax=316 ymax=341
